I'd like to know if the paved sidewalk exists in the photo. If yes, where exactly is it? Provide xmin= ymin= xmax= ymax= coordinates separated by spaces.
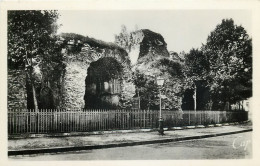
xmin=8 ymin=123 xmax=252 ymax=155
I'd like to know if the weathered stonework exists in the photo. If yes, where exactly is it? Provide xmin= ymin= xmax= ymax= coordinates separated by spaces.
xmin=128 ymin=29 xmax=185 ymax=111
xmin=129 ymin=29 xmax=169 ymax=65
xmin=7 ymin=30 xmax=170 ymax=110
xmin=62 ymin=61 xmax=89 ymax=109
xmin=61 ymin=44 xmax=135 ymax=109
xmin=8 ymin=69 xmax=27 ymax=109
xmin=60 ymin=29 xmax=171 ymax=110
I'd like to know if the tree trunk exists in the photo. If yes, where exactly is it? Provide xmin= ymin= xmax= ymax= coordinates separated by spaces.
xmin=224 ymin=101 xmax=230 ymax=111
xmin=28 ymin=68 xmax=39 ymax=111
xmin=32 ymin=83 xmax=38 ymax=111
xmin=148 ymin=96 xmax=151 ymax=110
xmin=138 ymin=90 xmax=140 ymax=109
xmin=193 ymin=84 xmax=197 ymax=112
xmin=26 ymin=51 xmax=39 ymax=112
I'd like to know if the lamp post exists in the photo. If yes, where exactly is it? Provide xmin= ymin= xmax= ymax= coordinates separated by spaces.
xmin=157 ymin=76 xmax=165 ymax=135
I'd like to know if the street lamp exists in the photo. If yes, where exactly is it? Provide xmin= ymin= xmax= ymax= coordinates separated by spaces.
xmin=156 ymin=76 xmax=165 ymax=135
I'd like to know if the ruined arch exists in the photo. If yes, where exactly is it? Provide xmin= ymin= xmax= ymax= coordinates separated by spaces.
xmin=84 ymin=57 xmax=124 ymax=109
xmin=62 ymin=45 xmax=134 ymax=110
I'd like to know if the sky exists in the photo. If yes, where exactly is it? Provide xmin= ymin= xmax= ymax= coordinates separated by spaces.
xmin=57 ymin=10 xmax=252 ymax=53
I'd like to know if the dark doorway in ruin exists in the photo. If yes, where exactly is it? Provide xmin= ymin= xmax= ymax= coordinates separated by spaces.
xmin=84 ymin=57 xmax=124 ymax=109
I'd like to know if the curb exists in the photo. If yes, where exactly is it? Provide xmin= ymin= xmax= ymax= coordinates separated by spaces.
xmin=222 ymin=123 xmax=230 ymax=126
xmin=171 ymin=127 xmax=184 ymax=130
xmin=8 ymin=128 xmax=252 ymax=156
xmin=184 ymin=126 xmax=196 ymax=129
xmin=196 ymin=125 xmax=205 ymax=128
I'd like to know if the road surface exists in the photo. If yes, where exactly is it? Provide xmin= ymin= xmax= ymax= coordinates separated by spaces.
xmin=9 ymin=132 xmax=252 ymax=160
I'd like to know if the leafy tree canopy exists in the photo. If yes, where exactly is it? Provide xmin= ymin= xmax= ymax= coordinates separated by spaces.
xmin=203 ymin=18 xmax=252 ymax=105
xmin=8 ymin=10 xmax=60 ymax=69
xmin=133 ymin=57 xmax=186 ymax=110
xmin=8 ymin=10 xmax=64 ymax=109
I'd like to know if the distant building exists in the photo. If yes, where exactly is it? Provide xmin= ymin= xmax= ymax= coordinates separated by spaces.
xmin=230 ymin=98 xmax=251 ymax=111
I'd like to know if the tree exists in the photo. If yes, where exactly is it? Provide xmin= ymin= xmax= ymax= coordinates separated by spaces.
xmin=115 ymin=25 xmax=130 ymax=51
xmin=8 ymin=10 xmax=61 ymax=110
xmin=184 ymin=48 xmax=210 ymax=110
xmin=203 ymin=18 xmax=252 ymax=110
xmin=155 ymin=58 xmax=186 ymax=111
xmin=133 ymin=57 xmax=186 ymax=111
xmin=114 ymin=24 xmax=140 ymax=53
xmin=133 ymin=70 xmax=159 ymax=110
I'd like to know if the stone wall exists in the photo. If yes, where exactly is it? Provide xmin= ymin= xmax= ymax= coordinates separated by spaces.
xmin=9 ymin=29 xmax=171 ymax=110
xmin=130 ymin=29 xmax=169 ymax=61
xmin=8 ymin=69 xmax=27 ymax=109
xmin=61 ymin=61 xmax=88 ymax=109
xmin=61 ymin=44 xmax=135 ymax=109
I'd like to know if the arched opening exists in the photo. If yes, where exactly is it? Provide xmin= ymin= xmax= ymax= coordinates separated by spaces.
xmin=84 ymin=57 xmax=124 ymax=109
